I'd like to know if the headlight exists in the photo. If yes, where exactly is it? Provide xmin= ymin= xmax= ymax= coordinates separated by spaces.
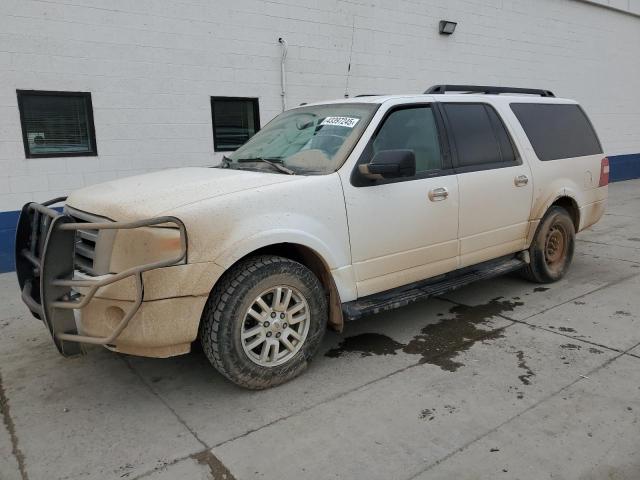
xmin=108 ymin=225 xmax=186 ymax=273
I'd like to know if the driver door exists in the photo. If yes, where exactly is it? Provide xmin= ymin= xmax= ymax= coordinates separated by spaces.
xmin=340 ymin=104 xmax=460 ymax=298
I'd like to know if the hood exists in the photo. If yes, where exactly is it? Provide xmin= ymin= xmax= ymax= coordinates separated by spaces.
xmin=66 ymin=167 xmax=301 ymax=220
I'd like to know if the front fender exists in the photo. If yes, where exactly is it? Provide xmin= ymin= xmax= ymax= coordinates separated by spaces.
xmin=213 ymin=228 xmax=341 ymax=270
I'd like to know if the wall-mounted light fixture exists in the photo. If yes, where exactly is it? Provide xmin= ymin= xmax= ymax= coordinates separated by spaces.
xmin=439 ymin=20 xmax=457 ymax=35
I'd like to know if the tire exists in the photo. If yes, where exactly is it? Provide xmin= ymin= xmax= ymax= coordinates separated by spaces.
xmin=521 ymin=206 xmax=576 ymax=284
xmin=199 ymin=255 xmax=327 ymax=389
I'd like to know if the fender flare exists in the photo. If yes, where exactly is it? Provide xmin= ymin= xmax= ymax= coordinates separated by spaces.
xmin=212 ymin=228 xmax=343 ymax=271
xmin=527 ymin=188 xmax=580 ymax=245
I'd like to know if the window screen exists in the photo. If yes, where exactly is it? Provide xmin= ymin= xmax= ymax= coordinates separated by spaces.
xmin=443 ymin=103 xmax=517 ymax=168
xmin=17 ymin=91 xmax=97 ymax=158
xmin=372 ymin=107 xmax=442 ymax=173
xmin=211 ymin=97 xmax=260 ymax=151
xmin=510 ymin=103 xmax=602 ymax=161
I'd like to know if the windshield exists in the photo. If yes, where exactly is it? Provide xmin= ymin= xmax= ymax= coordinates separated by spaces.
xmin=226 ymin=103 xmax=378 ymax=174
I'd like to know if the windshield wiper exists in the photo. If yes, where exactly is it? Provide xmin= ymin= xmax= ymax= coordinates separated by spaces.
xmin=236 ymin=157 xmax=295 ymax=175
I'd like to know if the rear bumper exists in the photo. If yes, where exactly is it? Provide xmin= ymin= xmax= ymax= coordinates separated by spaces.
xmin=15 ymin=197 xmax=188 ymax=357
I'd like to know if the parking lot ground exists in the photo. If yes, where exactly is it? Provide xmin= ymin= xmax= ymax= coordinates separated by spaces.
xmin=1 ymin=179 xmax=639 ymax=480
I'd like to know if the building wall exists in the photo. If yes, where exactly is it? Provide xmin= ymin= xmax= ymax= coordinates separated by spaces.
xmin=1 ymin=0 xmax=640 ymax=271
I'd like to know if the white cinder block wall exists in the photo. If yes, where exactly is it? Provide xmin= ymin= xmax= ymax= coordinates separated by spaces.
xmin=0 ymin=0 xmax=639 ymax=213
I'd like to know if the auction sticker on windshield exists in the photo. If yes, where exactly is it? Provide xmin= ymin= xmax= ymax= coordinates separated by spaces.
xmin=320 ymin=116 xmax=360 ymax=128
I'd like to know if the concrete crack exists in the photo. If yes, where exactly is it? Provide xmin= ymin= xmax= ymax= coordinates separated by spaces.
xmin=121 ymin=356 xmax=237 ymax=480
xmin=0 ymin=369 xmax=29 ymax=480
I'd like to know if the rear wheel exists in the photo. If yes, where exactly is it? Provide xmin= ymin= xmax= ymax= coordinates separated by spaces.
xmin=200 ymin=255 xmax=327 ymax=389
xmin=521 ymin=206 xmax=575 ymax=283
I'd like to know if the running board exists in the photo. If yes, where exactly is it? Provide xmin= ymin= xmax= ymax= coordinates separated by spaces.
xmin=342 ymin=256 xmax=526 ymax=321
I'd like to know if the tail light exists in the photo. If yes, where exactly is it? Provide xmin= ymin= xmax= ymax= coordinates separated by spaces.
xmin=598 ymin=157 xmax=609 ymax=187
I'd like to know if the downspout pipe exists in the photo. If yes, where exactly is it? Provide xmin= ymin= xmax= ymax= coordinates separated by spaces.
xmin=278 ymin=37 xmax=288 ymax=112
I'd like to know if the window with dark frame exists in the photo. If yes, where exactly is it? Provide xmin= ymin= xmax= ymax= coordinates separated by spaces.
xmin=211 ymin=97 xmax=260 ymax=152
xmin=17 ymin=90 xmax=97 ymax=158
xmin=442 ymin=103 xmax=517 ymax=168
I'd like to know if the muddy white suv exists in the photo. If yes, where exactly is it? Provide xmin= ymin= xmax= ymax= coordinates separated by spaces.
xmin=16 ymin=85 xmax=608 ymax=389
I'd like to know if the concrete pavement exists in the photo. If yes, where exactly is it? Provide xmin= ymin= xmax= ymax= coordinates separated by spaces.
xmin=1 ymin=180 xmax=639 ymax=480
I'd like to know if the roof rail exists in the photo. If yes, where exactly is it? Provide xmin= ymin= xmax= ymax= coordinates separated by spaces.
xmin=425 ymin=85 xmax=555 ymax=97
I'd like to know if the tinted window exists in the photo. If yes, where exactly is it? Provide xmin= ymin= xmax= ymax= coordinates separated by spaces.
xmin=510 ymin=103 xmax=602 ymax=161
xmin=211 ymin=97 xmax=260 ymax=151
xmin=17 ymin=91 xmax=97 ymax=158
xmin=486 ymin=106 xmax=516 ymax=164
xmin=372 ymin=107 xmax=442 ymax=172
xmin=443 ymin=103 xmax=517 ymax=168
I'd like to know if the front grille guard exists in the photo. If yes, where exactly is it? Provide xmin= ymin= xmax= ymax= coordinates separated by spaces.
xmin=15 ymin=197 xmax=187 ymax=357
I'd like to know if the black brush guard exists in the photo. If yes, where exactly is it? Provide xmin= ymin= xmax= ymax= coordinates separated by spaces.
xmin=15 ymin=197 xmax=187 ymax=357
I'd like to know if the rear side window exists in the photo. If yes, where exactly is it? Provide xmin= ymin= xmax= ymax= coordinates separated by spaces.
xmin=510 ymin=103 xmax=602 ymax=161
xmin=442 ymin=103 xmax=517 ymax=169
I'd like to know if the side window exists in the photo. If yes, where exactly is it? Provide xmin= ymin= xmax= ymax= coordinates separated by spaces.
xmin=443 ymin=103 xmax=517 ymax=169
xmin=510 ymin=103 xmax=602 ymax=161
xmin=372 ymin=106 xmax=443 ymax=173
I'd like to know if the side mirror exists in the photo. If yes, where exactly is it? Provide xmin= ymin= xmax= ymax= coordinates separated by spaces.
xmin=358 ymin=149 xmax=416 ymax=180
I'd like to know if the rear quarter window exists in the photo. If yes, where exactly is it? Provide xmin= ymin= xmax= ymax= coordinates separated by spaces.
xmin=510 ymin=103 xmax=602 ymax=161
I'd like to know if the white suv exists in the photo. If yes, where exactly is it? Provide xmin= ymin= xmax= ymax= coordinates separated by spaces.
xmin=16 ymin=85 xmax=609 ymax=389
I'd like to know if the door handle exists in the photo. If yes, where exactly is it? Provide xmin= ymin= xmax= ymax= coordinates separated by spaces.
xmin=514 ymin=175 xmax=529 ymax=187
xmin=428 ymin=187 xmax=449 ymax=202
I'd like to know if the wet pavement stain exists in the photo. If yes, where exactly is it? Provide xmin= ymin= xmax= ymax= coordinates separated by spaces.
xmin=419 ymin=408 xmax=435 ymax=421
xmin=533 ymin=287 xmax=550 ymax=292
xmin=558 ymin=327 xmax=577 ymax=333
xmin=515 ymin=350 xmax=535 ymax=385
xmin=588 ymin=347 xmax=604 ymax=354
xmin=326 ymin=297 xmax=523 ymax=372
xmin=614 ymin=310 xmax=631 ymax=316
xmin=560 ymin=343 xmax=582 ymax=350
xmin=192 ymin=449 xmax=236 ymax=480
xmin=324 ymin=333 xmax=404 ymax=358
xmin=419 ymin=405 xmax=457 ymax=421
xmin=628 ymin=237 xmax=640 ymax=242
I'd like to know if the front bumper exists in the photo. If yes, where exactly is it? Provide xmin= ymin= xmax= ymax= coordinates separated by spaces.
xmin=15 ymin=197 xmax=187 ymax=357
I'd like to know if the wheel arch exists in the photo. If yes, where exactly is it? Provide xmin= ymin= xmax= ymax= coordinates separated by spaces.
xmin=549 ymin=195 xmax=580 ymax=232
xmin=213 ymin=242 xmax=345 ymax=332
xmin=527 ymin=192 xmax=581 ymax=248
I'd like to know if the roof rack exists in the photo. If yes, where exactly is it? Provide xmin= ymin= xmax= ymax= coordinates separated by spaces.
xmin=425 ymin=85 xmax=555 ymax=97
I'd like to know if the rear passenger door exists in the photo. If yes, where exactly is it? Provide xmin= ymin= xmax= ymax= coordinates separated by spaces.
xmin=440 ymin=102 xmax=533 ymax=267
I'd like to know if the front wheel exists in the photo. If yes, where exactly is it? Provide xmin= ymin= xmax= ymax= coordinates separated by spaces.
xmin=521 ymin=206 xmax=576 ymax=283
xmin=200 ymin=255 xmax=327 ymax=389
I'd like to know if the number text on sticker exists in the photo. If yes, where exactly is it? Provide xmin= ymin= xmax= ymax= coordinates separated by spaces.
xmin=320 ymin=116 xmax=360 ymax=128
